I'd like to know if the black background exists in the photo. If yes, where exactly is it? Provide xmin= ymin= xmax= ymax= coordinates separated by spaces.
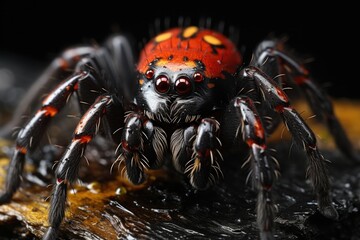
xmin=0 ymin=2 xmax=358 ymax=99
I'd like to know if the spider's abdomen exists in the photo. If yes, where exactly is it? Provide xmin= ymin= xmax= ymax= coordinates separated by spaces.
xmin=137 ymin=27 xmax=242 ymax=80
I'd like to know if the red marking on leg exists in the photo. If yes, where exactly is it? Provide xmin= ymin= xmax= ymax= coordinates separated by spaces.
xmin=66 ymin=83 xmax=79 ymax=91
xmin=73 ymin=83 xmax=79 ymax=91
xmin=294 ymin=76 xmax=309 ymax=85
xmin=16 ymin=146 xmax=27 ymax=154
xmin=142 ymin=119 xmax=149 ymax=127
xmin=121 ymin=140 xmax=139 ymax=152
xmin=78 ymin=135 xmax=92 ymax=144
xmin=57 ymin=58 xmax=69 ymax=70
xmin=246 ymin=139 xmax=255 ymax=147
xmin=275 ymin=88 xmax=288 ymax=102
xmin=57 ymin=178 xmax=64 ymax=184
xmin=205 ymin=149 xmax=211 ymax=158
xmin=300 ymin=66 xmax=310 ymax=76
xmin=254 ymin=118 xmax=265 ymax=139
xmin=275 ymin=105 xmax=284 ymax=113
xmin=196 ymin=149 xmax=211 ymax=158
xmin=122 ymin=140 xmax=130 ymax=152
xmin=43 ymin=106 xmax=58 ymax=117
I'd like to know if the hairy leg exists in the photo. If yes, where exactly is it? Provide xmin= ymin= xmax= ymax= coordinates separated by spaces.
xmin=239 ymin=66 xmax=338 ymax=219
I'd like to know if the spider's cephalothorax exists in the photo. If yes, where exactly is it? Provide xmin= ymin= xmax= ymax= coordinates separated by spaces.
xmin=136 ymin=27 xmax=241 ymax=124
xmin=0 ymin=25 xmax=358 ymax=240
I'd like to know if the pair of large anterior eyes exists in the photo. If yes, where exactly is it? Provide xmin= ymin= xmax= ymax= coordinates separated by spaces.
xmin=145 ymin=69 xmax=204 ymax=95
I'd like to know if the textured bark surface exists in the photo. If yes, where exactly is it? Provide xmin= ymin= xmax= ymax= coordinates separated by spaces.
xmin=0 ymin=100 xmax=360 ymax=240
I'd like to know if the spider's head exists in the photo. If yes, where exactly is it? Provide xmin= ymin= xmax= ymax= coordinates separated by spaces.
xmin=135 ymin=58 xmax=214 ymax=124
xmin=134 ymin=27 xmax=242 ymax=124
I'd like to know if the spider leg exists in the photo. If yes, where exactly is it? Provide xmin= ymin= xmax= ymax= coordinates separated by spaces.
xmin=43 ymin=95 xmax=112 ymax=240
xmin=170 ymin=125 xmax=197 ymax=173
xmin=253 ymin=40 xmax=359 ymax=162
xmin=171 ymin=118 xmax=222 ymax=190
xmin=104 ymin=34 xmax=137 ymax=101
xmin=222 ymin=96 xmax=276 ymax=240
xmin=239 ymin=66 xmax=338 ymax=220
xmin=118 ymin=113 xmax=167 ymax=184
xmin=0 ymin=71 xmax=88 ymax=204
xmin=0 ymin=46 xmax=96 ymax=138
xmin=191 ymin=118 xmax=222 ymax=189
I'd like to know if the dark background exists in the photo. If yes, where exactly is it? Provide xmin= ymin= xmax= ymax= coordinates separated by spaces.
xmin=0 ymin=2 xmax=358 ymax=99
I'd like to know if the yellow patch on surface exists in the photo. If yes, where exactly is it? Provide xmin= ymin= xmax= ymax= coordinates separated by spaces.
xmin=138 ymin=79 xmax=144 ymax=85
xmin=183 ymin=26 xmax=199 ymax=38
xmin=207 ymin=83 xmax=215 ymax=89
xmin=203 ymin=35 xmax=222 ymax=46
xmin=155 ymin=32 xmax=172 ymax=43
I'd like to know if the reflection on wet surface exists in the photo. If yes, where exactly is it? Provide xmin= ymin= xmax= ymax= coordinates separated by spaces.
xmin=0 ymin=136 xmax=360 ymax=239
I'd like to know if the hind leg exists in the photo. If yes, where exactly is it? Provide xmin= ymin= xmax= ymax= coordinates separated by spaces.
xmin=238 ymin=66 xmax=339 ymax=220
xmin=252 ymin=39 xmax=359 ymax=162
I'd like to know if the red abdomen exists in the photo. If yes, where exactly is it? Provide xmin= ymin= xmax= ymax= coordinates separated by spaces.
xmin=137 ymin=27 xmax=242 ymax=79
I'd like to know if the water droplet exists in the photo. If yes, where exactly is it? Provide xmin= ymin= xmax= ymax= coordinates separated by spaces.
xmin=115 ymin=186 xmax=127 ymax=195
xmin=87 ymin=182 xmax=101 ymax=194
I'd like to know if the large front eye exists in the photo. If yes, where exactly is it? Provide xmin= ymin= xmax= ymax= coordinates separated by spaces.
xmin=155 ymin=75 xmax=170 ymax=93
xmin=175 ymin=76 xmax=192 ymax=95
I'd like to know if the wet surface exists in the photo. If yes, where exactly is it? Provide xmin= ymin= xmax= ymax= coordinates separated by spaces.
xmin=0 ymin=134 xmax=360 ymax=240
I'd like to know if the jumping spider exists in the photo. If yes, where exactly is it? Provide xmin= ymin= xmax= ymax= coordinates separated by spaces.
xmin=0 ymin=25 xmax=358 ymax=239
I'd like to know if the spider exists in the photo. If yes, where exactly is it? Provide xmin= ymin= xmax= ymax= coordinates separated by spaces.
xmin=0 ymin=24 xmax=358 ymax=240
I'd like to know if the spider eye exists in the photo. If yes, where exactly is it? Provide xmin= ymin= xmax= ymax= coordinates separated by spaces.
xmin=145 ymin=69 xmax=155 ymax=79
xmin=193 ymin=72 xmax=204 ymax=82
xmin=175 ymin=76 xmax=192 ymax=95
xmin=155 ymin=75 xmax=170 ymax=93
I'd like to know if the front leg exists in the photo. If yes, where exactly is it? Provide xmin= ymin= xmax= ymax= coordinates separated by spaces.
xmin=171 ymin=119 xmax=223 ymax=190
xmin=44 ymin=95 xmax=112 ymax=240
xmin=0 ymin=46 xmax=96 ymax=138
xmin=222 ymin=96 xmax=276 ymax=240
xmin=239 ymin=66 xmax=338 ymax=220
xmin=0 ymin=71 xmax=88 ymax=204
xmin=170 ymin=125 xmax=197 ymax=173
xmin=118 ymin=113 xmax=167 ymax=184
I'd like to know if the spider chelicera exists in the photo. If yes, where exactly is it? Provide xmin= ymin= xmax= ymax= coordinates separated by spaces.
xmin=0 ymin=25 xmax=358 ymax=240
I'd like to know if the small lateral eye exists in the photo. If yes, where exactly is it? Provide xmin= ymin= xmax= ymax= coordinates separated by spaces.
xmin=145 ymin=69 xmax=155 ymax=79
xmin=193 ymin=72 xmax=204 ymax=82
